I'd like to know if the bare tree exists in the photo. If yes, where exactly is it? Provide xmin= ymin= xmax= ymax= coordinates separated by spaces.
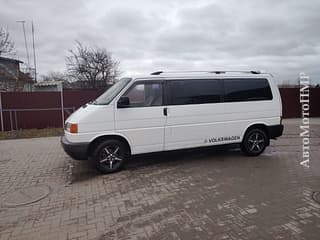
xmin=66 ymin=41 xmax=120 ymax=89
xmin=0 ymin=27 xmax=15 ymax=56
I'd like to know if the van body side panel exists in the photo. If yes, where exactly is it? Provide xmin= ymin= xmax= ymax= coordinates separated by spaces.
xmin=115 ymin=106 xmax=166 ymax=154
xmin=269 ymin=77 xmax=283 ymax=118
xmin=164 ymin=103 xmax=225 ymax=151
xmin=223 ymin=101 xmax=280 ymax=142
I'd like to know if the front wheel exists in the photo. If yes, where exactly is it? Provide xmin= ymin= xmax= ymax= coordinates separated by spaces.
xmin=241 ymin=128 xmax=268 ymax=156
xmin=93 ymin=139 xmax=128 ymax=174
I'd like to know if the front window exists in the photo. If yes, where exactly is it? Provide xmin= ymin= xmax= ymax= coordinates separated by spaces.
xmin=122 ymin=82 xmax=163 ymax=107
xmin=93 ymin=77 xmax=132 ymax=105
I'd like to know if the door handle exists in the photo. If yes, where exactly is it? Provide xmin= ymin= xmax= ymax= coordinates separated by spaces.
xmin=163 ymin=107 xmax=168 ymax=116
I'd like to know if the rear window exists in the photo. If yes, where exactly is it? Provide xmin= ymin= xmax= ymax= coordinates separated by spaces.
xmin=167 ymin=79 xmax=222 ymax=105
xmin=223 ymin=78 xmax=272 ymax=102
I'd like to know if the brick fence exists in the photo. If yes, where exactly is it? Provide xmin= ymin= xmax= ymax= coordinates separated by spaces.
xmin=0 ymin=88 xmax=319 ymax=131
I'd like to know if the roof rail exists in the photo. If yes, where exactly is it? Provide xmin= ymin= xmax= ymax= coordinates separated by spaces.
xmin=150 ymin=71 xmax=163 ymax=75
xmin=150 ymin=70 xmax=264 ymax=75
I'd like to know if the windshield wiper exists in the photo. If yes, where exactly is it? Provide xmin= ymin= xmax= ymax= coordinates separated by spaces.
xmin=88 ymin=100 xmax=97 ymax=105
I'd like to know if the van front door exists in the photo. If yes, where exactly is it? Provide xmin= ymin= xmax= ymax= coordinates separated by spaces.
xmin=115 ymin=81 xmax=166 ymax=154
xmin=164 ymin=79 xmax=225 ymax=151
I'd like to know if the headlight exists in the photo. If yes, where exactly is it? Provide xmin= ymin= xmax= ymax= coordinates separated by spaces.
xmin=65 ymin=122 xmax=78 ymax=133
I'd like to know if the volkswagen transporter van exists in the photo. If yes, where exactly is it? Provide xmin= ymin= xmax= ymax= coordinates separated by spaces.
xmin=61 ymin=70 xmax=283 ymax=173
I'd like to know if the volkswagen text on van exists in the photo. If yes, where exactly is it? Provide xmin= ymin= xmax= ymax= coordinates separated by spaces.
xmin=61 ymin=70 xmax=284 ymax=173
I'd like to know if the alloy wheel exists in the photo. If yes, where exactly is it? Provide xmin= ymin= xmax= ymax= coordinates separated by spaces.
xmin=99 ymin=144 xmax=123 ymax=170
xmin=247 ymin=132 xmax=265 ymax=154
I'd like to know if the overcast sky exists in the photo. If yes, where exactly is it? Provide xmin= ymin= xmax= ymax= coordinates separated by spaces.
xmin=1 ymin=0 xmax=320 ymax=84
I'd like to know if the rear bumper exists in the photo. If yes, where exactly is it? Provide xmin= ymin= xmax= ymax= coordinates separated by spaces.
xmin=267 ymin=124 xmax=284 ymax=139
xmin=61 ymin=136 xmax=89 ymax=160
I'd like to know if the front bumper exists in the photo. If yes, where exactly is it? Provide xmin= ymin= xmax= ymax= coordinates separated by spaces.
xmin=267 ymin=124 xmax=284 ymax=139
xmin=61 ymin=136 xmax=89 ymax=160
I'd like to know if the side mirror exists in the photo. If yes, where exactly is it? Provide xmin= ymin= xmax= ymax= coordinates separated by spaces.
xmin=117 ymin=96 xmax=130 ymax=108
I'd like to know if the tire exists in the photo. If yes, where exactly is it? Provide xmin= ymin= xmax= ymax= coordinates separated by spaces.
xmin=241 ymin=128 xmax=268 ymax=156
xmin=92 ymin=139 xmax=128 ymax=174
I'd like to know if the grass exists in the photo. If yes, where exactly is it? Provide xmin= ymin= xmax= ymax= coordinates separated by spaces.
xmin=0 ymin=128 xmax=64 ymax=140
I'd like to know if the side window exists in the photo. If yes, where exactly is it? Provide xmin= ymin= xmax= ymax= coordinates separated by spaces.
xmin=224 ymin=78 xmax=273 ymax=102
xmin=123 ymin=82 xmax=163 ymax=107
xmin=168 ymin=79 xmax=222 ymax=105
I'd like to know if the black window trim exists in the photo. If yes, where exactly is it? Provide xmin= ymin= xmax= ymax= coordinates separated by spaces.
xmin=118 ymin=78 xmax=273 ymax=108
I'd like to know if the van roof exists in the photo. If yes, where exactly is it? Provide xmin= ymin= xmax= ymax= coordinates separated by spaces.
xmin=130 ymin=70 xmax=273 ymax=80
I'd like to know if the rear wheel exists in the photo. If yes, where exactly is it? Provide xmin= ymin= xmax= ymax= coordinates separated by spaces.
xmin=93 ymin=139 xmax=128 ymax=174
xmin=241 ymin=128 xmax=268 ymax=156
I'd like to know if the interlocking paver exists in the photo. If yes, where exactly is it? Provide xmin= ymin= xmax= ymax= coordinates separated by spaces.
xmin=0 ymin=119 xmax=320 ymax=239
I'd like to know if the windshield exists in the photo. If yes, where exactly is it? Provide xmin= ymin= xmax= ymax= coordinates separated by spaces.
xmin=93 ymin=77 xmax=132 ymax=105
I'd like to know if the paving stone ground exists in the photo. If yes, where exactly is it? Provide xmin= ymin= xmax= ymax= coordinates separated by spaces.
xmin=0 ymin=119 xmax=319 ymax=240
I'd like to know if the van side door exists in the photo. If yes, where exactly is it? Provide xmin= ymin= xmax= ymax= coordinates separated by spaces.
xmin=164 ymin=79 xmax=225 ymax=151
xmin=115 ymin=80 xmax=166 ymax=155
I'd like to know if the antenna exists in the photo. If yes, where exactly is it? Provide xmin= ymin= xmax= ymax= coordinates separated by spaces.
xmin=32 ymin=21 xmax=37 ymax=82
xmin=16 ymin=20 xmax=30 ymax=69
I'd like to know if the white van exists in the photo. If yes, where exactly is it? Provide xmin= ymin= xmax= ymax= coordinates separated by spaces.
xmin=61 ymin=70 xmax=283 ymax=173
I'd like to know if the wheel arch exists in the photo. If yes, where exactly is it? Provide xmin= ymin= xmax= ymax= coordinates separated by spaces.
xmin=87 ymin=133 xmax=132 ymax=157
xmin=242 ymin=123 xmax=270 ymax=145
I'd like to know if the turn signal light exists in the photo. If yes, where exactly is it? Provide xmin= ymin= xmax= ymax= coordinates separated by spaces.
xmin=69 ymin=123 xmax=78 ymax=133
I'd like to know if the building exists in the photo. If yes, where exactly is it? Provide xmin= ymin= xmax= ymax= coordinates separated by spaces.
xmin=0 ymin=56 xmax=33 ymax=91
xmin=32 ymin=81 xmax=63 ymax=92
